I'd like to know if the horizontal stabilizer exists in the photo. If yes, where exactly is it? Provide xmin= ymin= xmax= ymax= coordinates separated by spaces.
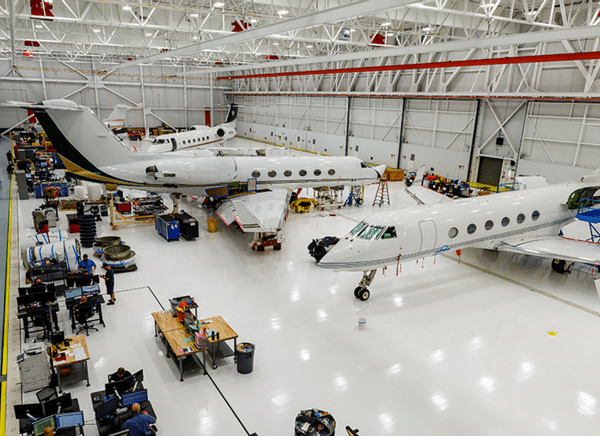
xmin=215 ymin=190 xmax=290 ymax=233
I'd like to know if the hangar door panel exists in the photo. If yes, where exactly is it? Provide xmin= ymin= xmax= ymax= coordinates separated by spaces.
xmin=477 ymin=156 xmax=503 ymax=186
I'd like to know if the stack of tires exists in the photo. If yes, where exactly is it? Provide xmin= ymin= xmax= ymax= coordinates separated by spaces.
xmin=78 ymin=215 xmax=97 ymax=248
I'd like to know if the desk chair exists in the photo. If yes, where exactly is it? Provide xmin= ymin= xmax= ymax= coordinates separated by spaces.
xmin=36 ymin=385 xmax=57 ymax=403
xmin=76 ymin=306 xmax=98 ymax=336
xmin=32 ymin=307 xmax=51 ymax=342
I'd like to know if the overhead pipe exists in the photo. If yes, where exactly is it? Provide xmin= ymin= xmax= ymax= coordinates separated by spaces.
xmin=221 ymin=51 xmax=600 ymax=81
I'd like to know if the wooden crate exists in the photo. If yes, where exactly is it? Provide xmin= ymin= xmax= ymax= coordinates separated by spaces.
xmin=383 ymin=168 xmax=404 ymax=181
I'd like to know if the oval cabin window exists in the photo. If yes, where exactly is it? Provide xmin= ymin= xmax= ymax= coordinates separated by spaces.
xmin=501 ymin=217 xmax=510 ymax=227
xmin=532 ymin=210 xmax=540 ymax=221
xmin=251 ymin=171 xmax=260 ymax=178
xmin=448 ymin=227 xmax=458 ymax=238
xmin=485 ymin=220 xmax=494 ymax=231
xmin=314 ymin=169 xmax=322 ymax=176
xmin=328 ymin=169 xmax=335 ymax=176
xmin=517 ymin=213 xmax=525 ymax=224
xmin=299 ymin=170 xmax=307 ymax=177
xmin=284 ymin=170 xmax=292 ymax=177
xmin=268 ymin=170 xmax=277 ymax=178
xmin=467 ymin=224 xmax=477 ymax=234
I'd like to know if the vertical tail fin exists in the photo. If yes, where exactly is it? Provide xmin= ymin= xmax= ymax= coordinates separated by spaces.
xmin=104 ymin=104 xmax=133 ymax=128
xmin=224 ymin=104 xmax=238 ymax=126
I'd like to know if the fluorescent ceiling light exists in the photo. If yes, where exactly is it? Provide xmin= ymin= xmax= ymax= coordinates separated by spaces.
xmin=190 ymin=13 xmax=198 ymax=17
xmin=145 ymin=32 xmax=153 ymax=36
xmin=386 ymin=32 xmax=394 ymax=36
xmin=122 ymin=5 xmax=132 ymax=11
xmin=93 ymin=28 xmax=101 ymax=33
xmin=193 ymin=36 xmax=198 ymax=40
xmin=278 ymin=10 xmax=289 ymax=15
xmin=249 ymin=18 xmax=257 ymax=23
xmin=422 ymin=26 xmax=432 ymax=32
xmin=306 ymin=45 xmax=313 ymax=48
xmin=35 ymin=24 xmax=43 ymax=29
xmin=382 ymin=22 xmax=391 ymax=26
xmin=273 ymin=42 xmax=279 ymax=46
xmin=214 ymin=2 xmax=224 ymax=7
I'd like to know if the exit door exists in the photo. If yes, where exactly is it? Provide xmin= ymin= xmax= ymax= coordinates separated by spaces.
xmin=418 ymin=220 xmax=437 ymax=252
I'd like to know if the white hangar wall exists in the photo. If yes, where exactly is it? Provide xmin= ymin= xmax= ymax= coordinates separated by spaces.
xmin=234 ymin=94 xmax=600 ymax=185
xmin=0 ymin=58 xmax=233 ymax=131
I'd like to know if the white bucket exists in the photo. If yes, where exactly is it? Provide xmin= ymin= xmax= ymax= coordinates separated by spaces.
xmin=87 ymin=183 xmax=102 ymax=201
xmin=358 ymin=318 xmax=366 ymax=329
xmin=74 ymin=185 xmax=87 ymax=200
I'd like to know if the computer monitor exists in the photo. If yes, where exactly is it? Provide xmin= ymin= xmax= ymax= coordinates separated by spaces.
xmin=121 ymin=389 xmax=148 ymax=407
xmin=120 ymin=375 xmax=135 ymax=393
xmin=18 ymin=287 xmax=29 ymax=296
xmin=33 ymin=415 xmax=55 ymax=436
xmin=14 ymin=403 xmax=43 ymax=420
xmin=55 ymin=411 xmax=84 ymax=429
xmin=133 ymin=369 xmax=143 ymax=383
xmin=46 ymin=283 xmax=56 ymax=294
xmin=35 ymin=292 xmax=57 ymax=305
xmin=81 ymin=285 xmax=100 ymax=297
xmin=94 ymin=395 xmax=120 ymax=420
xmin=43 ymin=393 xmax=72 ymax=415
xmin=17 ymin=295 xmax=33 ymax=306
xmin=105 ymin=382 xmax=118 ymax=398
xmin=29 ymin=284 xmax=47 ymax=294
xmin=64 ymin=288 xmax=82 ymax=300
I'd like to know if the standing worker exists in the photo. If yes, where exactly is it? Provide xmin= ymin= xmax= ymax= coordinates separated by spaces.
xmin=101 ymin=264 xmax=115 ymax=305
xmin=78 ymin=254 xmax=96 ymax=275
xmin=123 ymin=403 xmax=156 ymax=436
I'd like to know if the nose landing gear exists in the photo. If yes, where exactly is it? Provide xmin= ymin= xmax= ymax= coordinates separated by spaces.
xmin=354 ymin=270 xmax=377 ymax=301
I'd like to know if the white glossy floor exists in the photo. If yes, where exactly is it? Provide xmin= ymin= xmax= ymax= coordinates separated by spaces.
xmin=12 ymin=140 xmax=600 ymax=436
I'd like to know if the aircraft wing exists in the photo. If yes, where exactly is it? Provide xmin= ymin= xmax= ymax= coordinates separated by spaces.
xmin=404 ymin=165 xmax=452 ymax=205
xmin=215 ymin=189 xmax=291 ymax=233
xmin=493 ymin=235 xmax=600 ymax=264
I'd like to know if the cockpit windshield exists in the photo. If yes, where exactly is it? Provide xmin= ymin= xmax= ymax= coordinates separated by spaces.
xmin=350 ymin=221 xmax=368 ymax=236
xmin=152 ymin=138 xmax=166 ymax=144
xmin=360 ymin=162 xmax=368 ymax=168
xmin=357 ymin=225 xmax=385 ymax=240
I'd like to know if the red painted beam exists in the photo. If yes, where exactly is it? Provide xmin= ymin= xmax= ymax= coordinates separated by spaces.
xmin=219 ymin=51 xmax=600 ymax=81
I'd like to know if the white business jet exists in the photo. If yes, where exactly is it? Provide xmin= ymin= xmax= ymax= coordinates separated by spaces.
xmin=5 ymin=99 xmax=384 ymax=247
xmin=146 ymin=104 xmax=237 ymax=153
xmin=318 ymin=166 xmax=600 ymax=300
xmin=103 ymin=104 xmax=135 ymax=130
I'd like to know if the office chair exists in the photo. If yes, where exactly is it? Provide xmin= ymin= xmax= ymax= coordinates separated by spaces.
xmin=33 ymin=307 xmax=51 ymax=342
xmin=36 ymin=385 xmax=57 ymax=403
xmin=76 ymin=305 xmax=98 ymax=336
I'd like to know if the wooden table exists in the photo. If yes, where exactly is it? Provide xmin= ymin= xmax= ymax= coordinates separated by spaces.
xmin=197 ymin=316 xmax=238 ymax=370
xmin=151 ymin=311 xmax=206 ymax=381
xmin=51 ymin=334 xmax=90 ymax=393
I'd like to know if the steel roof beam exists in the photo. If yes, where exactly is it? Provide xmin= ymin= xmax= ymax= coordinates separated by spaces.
xmin=105 ymin=0 xmax=418 ymax=74
xmin=182 ymin=25 xmax=600 ymax=77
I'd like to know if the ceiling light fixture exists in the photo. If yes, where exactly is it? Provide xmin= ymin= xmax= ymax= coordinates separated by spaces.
xmin=214 ymin=2 xmax=224 ymax=7
xmin=35 ymin=24 xmax=43 ymax=29
xmin=278 ymin=9 xmax=289 ymax=15
xmin=122 ymin=5 xmax=132 ymax=11
xmin=190 ymin=13 xmax=198 ymax=18
xmin=145 ymin=32 xmax=153 ymax=36
xmin=93 ymin=28 xmax=101 ymax=33
xmin=250 ymin=18 xmax=257 ymax=23
xmin=306 ymin=45 xmax=313 ymax=48
xmin=193 ymin=36 xmax=198 ymax=40
xmin=382 ymin=22 xmax=391 ymax=26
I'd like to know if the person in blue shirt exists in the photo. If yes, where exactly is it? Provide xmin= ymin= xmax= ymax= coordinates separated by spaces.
xmin=123 ymin=403 xmax=156 ymax=436
xmin=78 ymin=254 xmax=96 ymax=275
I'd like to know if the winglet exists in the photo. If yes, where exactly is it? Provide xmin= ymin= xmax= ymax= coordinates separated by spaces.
xmin=412 ymin=165 xmax=426 ymax=187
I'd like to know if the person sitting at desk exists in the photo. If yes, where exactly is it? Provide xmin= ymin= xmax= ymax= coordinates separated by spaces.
xmin=109 ymin=367 xmax=131 ymax=382
xmin=73 ymin=295 xmax=92 ymax=322
xmin=78 ymin=254 xmax=96 ymax=275
xmin=123 ymin=403 xmax=156 ymax=436
xmin=30 ymin=278 xmax=46 ymax=291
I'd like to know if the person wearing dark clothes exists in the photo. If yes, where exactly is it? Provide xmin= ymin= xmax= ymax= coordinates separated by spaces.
xmin=109 ymin=367 xmax=131 ymax=382
xmin=74 ymin=295 xmax=93 ymax=324
xmin=101 ymin=264 xmax=115 ymax=304
xmin=6 ymin=151 xmax=13 ymax=163
xmin=123 ymin=403 xmax=156 ymax=436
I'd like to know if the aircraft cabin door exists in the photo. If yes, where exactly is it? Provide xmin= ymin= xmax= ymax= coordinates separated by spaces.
xmin=418 ymin=220 xmax=437 ymax=252
xmin=170 ymin=138 xmax=177 ymax=151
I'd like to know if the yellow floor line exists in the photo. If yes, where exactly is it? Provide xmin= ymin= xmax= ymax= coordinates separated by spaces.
xmin=1 ymin=175 xmax=13 ymax=436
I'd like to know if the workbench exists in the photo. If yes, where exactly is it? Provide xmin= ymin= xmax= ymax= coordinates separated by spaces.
xmin=51 ymin=334 xmax=91 ymax=393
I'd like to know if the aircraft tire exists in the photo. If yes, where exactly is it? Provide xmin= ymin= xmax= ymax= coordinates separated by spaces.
xmin=358 ymin=288 xmax=370 ymax=301
xmin=552 ymin=259 xmax=566 ymax=273
xmin=354 ymin=286 xmax=362 ymax=298
xmin=257 ymin=246 xmax=265 ymax=252
xmin=274 ymin=243 xmax=282 ymax=250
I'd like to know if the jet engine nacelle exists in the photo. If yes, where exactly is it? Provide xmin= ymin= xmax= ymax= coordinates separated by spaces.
xmin=216 ymin=128 xmax=225 ymax=137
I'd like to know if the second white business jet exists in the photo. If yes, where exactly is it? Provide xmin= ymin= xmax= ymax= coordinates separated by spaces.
xmin=318 ymin=166 xmax=600 ymax=300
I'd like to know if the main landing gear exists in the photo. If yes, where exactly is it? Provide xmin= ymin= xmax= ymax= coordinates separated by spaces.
xmin=551 ymin=258 xmax=573 ymax=274
xmin=354 ymin=270 xmax=377 ymax=301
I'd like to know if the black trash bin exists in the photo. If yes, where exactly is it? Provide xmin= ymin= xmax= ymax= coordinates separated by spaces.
xmin=236 ymin=343 xmax=255 ymax=374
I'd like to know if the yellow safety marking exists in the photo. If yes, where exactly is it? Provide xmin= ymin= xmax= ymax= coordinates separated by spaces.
xmin=547 ymin=331 xmax=558 ymax=336
xmin=1 ymin=175 xmax=13 ymax=436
